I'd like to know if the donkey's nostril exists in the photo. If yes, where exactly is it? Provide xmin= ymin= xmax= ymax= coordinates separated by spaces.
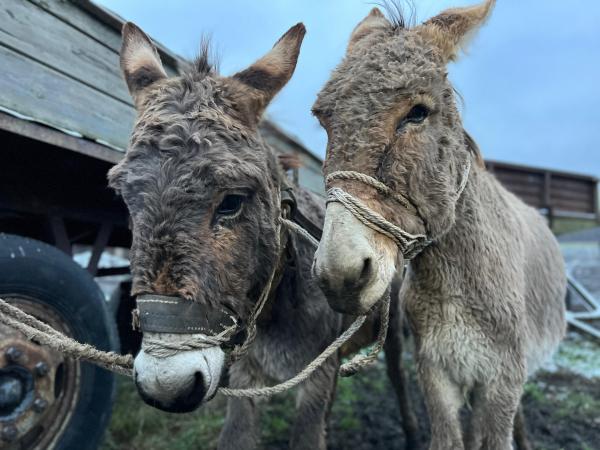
xmin=185 ymin=371 xmax=207 ymax=405
xmin=134 ymin=369 xmax=208 ymax=414
xmin=359 ymin=257 xmax=372 ymax=282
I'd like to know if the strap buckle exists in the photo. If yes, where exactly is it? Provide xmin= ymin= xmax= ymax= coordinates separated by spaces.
xmin=280 ymin=187 xmax=296 ymax=219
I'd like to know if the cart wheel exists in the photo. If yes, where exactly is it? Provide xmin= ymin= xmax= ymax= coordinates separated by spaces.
xmin=0 ymin=233 xmax=119 ymax=450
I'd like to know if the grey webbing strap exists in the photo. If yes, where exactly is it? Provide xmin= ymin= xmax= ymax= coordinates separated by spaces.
xmin=281 ymin=186 xmax=323 ymax=241
xmin=133 ymin=294 xmax=237 ymax=335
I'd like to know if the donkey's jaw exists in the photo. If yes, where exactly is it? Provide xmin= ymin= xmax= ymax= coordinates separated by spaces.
xmin=313 ymin=203 xmax=396 ymax=315
xmin=133 ymin=333 xmax=225 ymax=412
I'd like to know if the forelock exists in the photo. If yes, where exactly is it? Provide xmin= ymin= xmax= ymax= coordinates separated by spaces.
xmin=109 ymin=73 xmax=270 ymax=194
xmin=317 ymin=29 xmax=443 ymax=113
xmin=380 ymin=0 xmax=417 ymax=30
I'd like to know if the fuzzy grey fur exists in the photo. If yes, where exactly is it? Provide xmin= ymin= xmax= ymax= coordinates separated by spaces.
xmin=313 ymin=3 xmax=566 ymax=449
xmin=110 ymin=23 xmax=418 ymax=449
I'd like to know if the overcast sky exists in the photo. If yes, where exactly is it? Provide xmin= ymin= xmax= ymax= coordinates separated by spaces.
xmin=97 ymin=0 xmax=600 ymax=177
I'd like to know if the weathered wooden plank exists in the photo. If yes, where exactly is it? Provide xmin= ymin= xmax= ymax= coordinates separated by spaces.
xmin=551 ymin=177 xmax=596 ymax=195
xmin=0 ymin=0 xmax=131 ymax=105
xmin=29 ymin=0 xmax=121 ymax=54
xmin=553 ymin=198 xmax=594 ymax=213
xmin=0 ymin=111 xmax=122 ymax=163
xmin=0 ymin=43 xmax=133 ymax=150
xmin=493 ymin=170 xmax=544 ymax=185
xmin=509 ymin=194 xmax=543 ymax=208
xmin=497 ymin=182 xmax=544 ymax=196
xmin=551 ymin=188 xmax=593 ymax=203
xmin=28 ymin=0 xmax=181 ymax=77
xmin=488 ymin=160 xmax=597 ymax=183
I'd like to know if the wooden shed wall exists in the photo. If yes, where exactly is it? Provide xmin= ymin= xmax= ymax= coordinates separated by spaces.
xmin=0 ymin=0 xmax=183 ymax=151
xmin=0 ymin=0 xmax=326 ymax=194
xmin=486 ymin=161 xmax=598 ymax=217
xmin=0 ymin=1 xmax=595 ymax=210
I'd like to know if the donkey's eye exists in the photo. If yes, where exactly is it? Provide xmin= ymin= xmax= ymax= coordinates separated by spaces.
xmin=216 ymin=195 xmax=245 ymax=217
xmin=396 ymin=104 xmax=430 ymax=132
xmin=406 ymin=104 xmax=429 ymax=123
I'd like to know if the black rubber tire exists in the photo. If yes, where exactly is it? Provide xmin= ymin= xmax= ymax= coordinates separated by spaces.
xmin=0 ymin=233 xmax=119 ymax=450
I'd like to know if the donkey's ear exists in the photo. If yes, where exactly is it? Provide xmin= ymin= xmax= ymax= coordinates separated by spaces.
xmin=231 ymin=23 xmax=305 ymax=127
xmin=417 ymin=0 xmax=495 ymax=61
xmin=120 ymin=22 xmax=167 ymax=108
xmin=347 ymin=8 xmax=391 ymax=53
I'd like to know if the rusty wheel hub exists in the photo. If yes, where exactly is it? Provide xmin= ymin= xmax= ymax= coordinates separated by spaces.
xmin=0 ymin=296 xmax=80 ymax=449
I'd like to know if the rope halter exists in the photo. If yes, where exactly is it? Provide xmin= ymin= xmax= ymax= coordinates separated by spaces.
xmin=132 ymin=189 xmax=286 ymax=363
xmin=325 ymin=158 xmax=472 ymax=260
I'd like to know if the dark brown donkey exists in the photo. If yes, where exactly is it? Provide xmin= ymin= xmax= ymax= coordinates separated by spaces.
xmin=109 ymin=23 xmax=417 ymax=449
xmin=312 ymin=1 xmax=566 ymax=449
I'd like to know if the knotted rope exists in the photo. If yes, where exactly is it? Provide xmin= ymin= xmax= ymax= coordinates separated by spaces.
xmin=0 ymin=217 xmax=389 ymax=397
xmin=219 ymin=291 xmax=390 ymax=397
xmin=0 ymin=298 xmax=133 ymax=376
xmin=0 ymin=161 xmax=471 ymax=398
xmin=141 ymin=321 xmax=239 ymax=358
xmin=327 ymin=186 xmax=430 ymax=260
xmin=325 ymin=158 xmax=471 ymax=260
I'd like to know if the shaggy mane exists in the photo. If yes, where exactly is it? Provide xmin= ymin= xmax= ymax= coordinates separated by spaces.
xmin=182 ymin=37 xmax=218 ymax=80
xmin=463 ymin=129 xmax=485 ymax=168
xmin=378 ymin=0 xmax=417 ymax=30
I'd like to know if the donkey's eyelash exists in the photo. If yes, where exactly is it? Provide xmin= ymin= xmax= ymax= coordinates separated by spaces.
xmin=218 ymin=205 xmax=244 ymax=221
xmin=412 ymin=94 xmax=436 ymax=111
xmin=213 ymin=191 xmax=251 ymax=224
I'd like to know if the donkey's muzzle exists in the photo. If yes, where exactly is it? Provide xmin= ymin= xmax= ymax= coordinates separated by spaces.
xmin=313 ymin=202 xmax=395 ymax=315
xmin=132 ymin=294 xmax=230 ymax=411
xmin=135 ymin=370 xmax=206 ymax=413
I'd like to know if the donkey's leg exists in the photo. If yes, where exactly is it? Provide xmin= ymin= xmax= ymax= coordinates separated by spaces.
xmin=384 ymin=299 xmax=420 ymax=450
xmin=513 ymin=404 xmax=532 ymax=450
xmin=218 ymin=359 xmax=265 ymax=450
xmin=418 ymin=362 xmax=464 ymax=450
xmin=219 ymin=397 xmax=260 ymax=450
xmin=464 ymin=386 xmax=485 ymax=450
xmin=289 ymin=354 xmax=339 ymax=450
xmin=478 ymin=379 xmax=523 ymax=450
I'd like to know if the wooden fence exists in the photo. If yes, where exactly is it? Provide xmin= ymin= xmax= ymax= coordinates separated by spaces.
xmin=486 ymin=160 xmax=598 ymax=223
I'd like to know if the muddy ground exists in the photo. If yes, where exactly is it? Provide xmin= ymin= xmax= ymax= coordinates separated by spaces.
xmin=100 ymin=333 xmax=600 ymax=450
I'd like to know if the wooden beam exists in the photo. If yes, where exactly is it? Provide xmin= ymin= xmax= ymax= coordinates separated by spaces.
xmin=48 ymin=215 xmax=71 ymax=255
xmin=0 ymin=43 xmax=134 ymax=151
xmin=87 ymin=221 xmax=112 ymax=276
xmin=29 ymin=0 xmax=184 ymax=76
xmin=486 ymin=159 xmax=598 ymax=183
xmin=543 ymin=171 xmax=551 ymax=207
xmin=0 ymin=112 xmax=122 ymax=164
xmin=1 ymin=0 xmax=133 ymax=105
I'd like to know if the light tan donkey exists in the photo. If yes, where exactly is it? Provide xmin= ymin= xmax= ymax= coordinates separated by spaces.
xmin=311 ymin=2 xmax=566 ymax=449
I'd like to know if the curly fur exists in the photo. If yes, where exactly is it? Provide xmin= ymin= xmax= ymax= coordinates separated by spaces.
xmin=110 ymin=22 xmax=419 ymax=449
xmin=314 ymin=2 xmax=566 ymax=449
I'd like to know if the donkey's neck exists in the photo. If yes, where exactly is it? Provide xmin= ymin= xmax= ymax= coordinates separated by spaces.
xmin=411 ymin=162 xmax=498 ymax=279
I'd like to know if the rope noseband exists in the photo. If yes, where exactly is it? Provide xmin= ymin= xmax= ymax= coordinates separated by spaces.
xmin=0 ymin=161 xmax=471 ymax=398
xmin=325 ymin=158 xmax=471 ymax=259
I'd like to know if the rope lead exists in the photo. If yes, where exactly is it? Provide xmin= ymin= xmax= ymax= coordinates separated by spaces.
xmin=0 ymin=161 xmax=472 ymax=398
xmin=0 ymin=219 xmax=389 ymax=398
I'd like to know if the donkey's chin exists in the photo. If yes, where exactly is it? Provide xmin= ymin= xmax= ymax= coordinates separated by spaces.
xmin=320 ymin=266 xmax=394 ymax=315
xmin=133 ymin=333 xmax=225 ymax=413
